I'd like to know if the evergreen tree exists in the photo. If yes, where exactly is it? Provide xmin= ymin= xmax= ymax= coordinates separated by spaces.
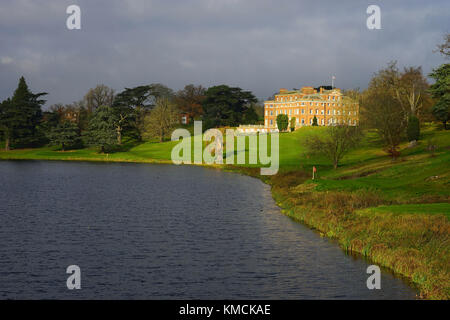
xmin=0 ymin=77 xmax=46 ymax=149
xmin=84 ymin=105 xmax=117 ymax=153
xmin=407 ymin=115 xmax=420 ymax=141
xmin=312 ymin=115 xmax=318 ymax=126
xmin=0 ymin=98 xmax=13 ymax=150
xmin=276 ymin=114 xmax=289 ymax=132
xmin=202 ymin=85 xmax=257 ymax=129
xmin=428 ymin=64 xmax=450 ymax=129
xmin=242 ymin=105 xmax=260 ymax=124
xmin=290 ymin=117 xmax=296 ymax=131
xmin=47 ymin=121 xmax=81 ymax=151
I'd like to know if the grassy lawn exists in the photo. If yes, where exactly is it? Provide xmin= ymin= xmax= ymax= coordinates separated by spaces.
xmin=357 ymin=203 xmax=450 ymax=219
xmin=0 ymin=123 xmax=449 ymax=299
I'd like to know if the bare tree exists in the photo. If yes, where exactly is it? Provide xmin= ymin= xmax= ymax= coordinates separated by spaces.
xmin=144 ymin=97 xmax=179 ymax=142
xmin=435 ymin=33 xmax=450 ymax=58
xmin=304 ymin=125 xmax=363 ymax=169
xmin=84 ymin=84 xmax=115 ymax=113
xmin=362 ymin=82 xmax=406 ymax=159
xmin=374 ymin=62 xmax=430 ymax=119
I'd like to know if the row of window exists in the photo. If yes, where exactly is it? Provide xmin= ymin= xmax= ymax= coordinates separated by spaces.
xmin=276 ymin=95 xmax=340 ymax=102
xmin=267 ymin=102 xmax=347 ymax=108
xmin=267 ymin=118 xmax=357 ymax=126
xmin=266 ymin=109 xmax=357 ymax=116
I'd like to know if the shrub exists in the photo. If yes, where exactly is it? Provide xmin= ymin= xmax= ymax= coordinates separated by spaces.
xmin=312 ymin=115 xmax=318 ymax=126
xmin=407 ymin=115 xmax=420 ymax=141
xmin=276 ymin=114 xmax=289 ymax=132
xmin=290 ymin=117 xmax=296 ymax=132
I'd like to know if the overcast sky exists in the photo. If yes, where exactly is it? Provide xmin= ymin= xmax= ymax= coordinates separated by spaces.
xmin=0 ymin=0 xmax=448 ymax=107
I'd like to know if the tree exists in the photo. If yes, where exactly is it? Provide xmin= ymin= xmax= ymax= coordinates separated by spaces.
xmin=432 ymin=96 xmax=450 ymax=129
xmin=290 ymin=117 xmax=296 ymax=131
xmin=84 ymin=105 xmax=117 ymax=153
xmin=312 ymin=115 xmax=318 ymax=126
xmin=144 ymin=97 xmax=179 ymax=142
xmin=407 ymin=115 xmax=420 ymax=141
xmin=201 ymin=85 xmax=257 ymax=128
xmin=47 ymin=121 xmax=81 ymax=151
xmin=242 ymin=105 xmax=260 ymax=124
xmin=304 ymin=125 xmax=363 ymax=169
xmin=113 ymin=84 xmax=174 ymax=141
xmin=276 ymin=114 xmax=289 ymax=132
xmin=436 ymin=33 xmax=450 ymax=58
xmin=372 ymin=62 xmax=430 ymax=121
xmin=428 ymin=63 xmax=450 ymax=129
xmin=362 ymin=80 xmax=406 ymax=159
xmin=0 ymin=99 xmax=12 ymax=150
xmin=0 ymin=77 xmax=46 ymax=150
xmin=174 ymin=84 xmax=205 ymax=119
xmin=84 ymin=84 xmax=115 ymax=113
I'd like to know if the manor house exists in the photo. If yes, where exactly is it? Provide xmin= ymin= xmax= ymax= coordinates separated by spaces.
xmin=264 ymin=86 xmax=359 ymax=129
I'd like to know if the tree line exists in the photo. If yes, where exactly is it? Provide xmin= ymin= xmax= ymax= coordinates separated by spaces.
xmin=0 ymin=81 xmax=263 ymax=152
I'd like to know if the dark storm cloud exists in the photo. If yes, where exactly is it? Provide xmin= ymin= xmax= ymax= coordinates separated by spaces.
xmin=0 ymin=0 xmax=448 ymax=106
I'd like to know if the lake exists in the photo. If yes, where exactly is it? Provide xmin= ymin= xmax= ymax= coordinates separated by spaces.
xmin=0 ymin=161 xmax=417 ymax=299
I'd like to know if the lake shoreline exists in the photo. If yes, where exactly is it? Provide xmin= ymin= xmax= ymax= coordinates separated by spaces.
xmin=0 ymin=154 xmax=448 ymax=299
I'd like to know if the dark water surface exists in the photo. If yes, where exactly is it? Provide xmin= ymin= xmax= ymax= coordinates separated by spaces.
xmin=0 ymin=161 xmax=416 ymax=299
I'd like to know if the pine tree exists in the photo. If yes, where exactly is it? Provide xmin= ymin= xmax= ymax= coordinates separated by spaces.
xmin=0 ymin=98 xmax=13 ymax=150
xmin=83 ymin=105 xmax=117 ymax=153
xmin=407 ymin=115 xmax=420 ymax=141
xmin=2 ymin=77 xmax=47 ymax=148
xmin=47 ymin=121 xmax=81 ymax=151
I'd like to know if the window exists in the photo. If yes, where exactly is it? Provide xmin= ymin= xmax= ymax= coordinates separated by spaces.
xmin=270 ymin=119 xmax=273 ymax=125
xmin=270 ymin=110 xmax=273 ymax=116
xmin=301 ymin=109 xmax=305 ymax=114
xmin=309 ymin=109 xmax=312 ymax=114
xmin=321 ymin=110 xmax=324 ymax=115
xmin=181 ymin=116 xmax=187 ymax=124
xmin=315 ymin=109 xmax=318 ymax=114
xmin=310 ymin=119 xmax=313 ymax=124
xmin=301 ymin=118 xmax=305 ymax=124
xmin=321 ymin=119 xmax=324 ymax=125
xmin=327 ymin=110 xmax=330 ymax=115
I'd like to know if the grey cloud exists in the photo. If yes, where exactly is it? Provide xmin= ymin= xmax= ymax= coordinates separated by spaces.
xmin=0 ymin=0 xmax=448 ymax=106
